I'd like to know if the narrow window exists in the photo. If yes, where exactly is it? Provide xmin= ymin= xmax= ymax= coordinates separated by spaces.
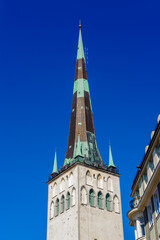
xmin=106 ymin=193 xmax=111 ymax=211
xmin=97 ymin=191 xmax=103 ymax=209
xmin=89 ymin=189 xmax=94 ymax=207
xmin=61 ymin=195 xmax=65 ymax=213
xmin=55 ymin=198 xmax=59 ymax=216
xmin=66 ymin=192 xmax=71 ymax=209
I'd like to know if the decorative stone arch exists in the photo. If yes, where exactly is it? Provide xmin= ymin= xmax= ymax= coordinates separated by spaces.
xmin=53 ymin=182 xmax=58 ymax=197
xmin=97 ymin=174 xmax=103 ymax=189
xmin=113 ymin=195 xmax=120 ymax=213
xmin=107 ymin=176 xmax=113 ymax=192
xmin=89 ymin=188 xmax=95 ymax=207
xmin=69 ymin=172 xmax=74 ymax=187
xmin=61 ymin=195 xmax=65 ymax=213
xmin=50 ymin=201 xmax=54 ymax=219
xmin=97 ymin=191 xmax=103 ymax=209
xmin=81 ymin=186 xmax=87 ymax=205
xmin=71 ymin=187 xmax=76 ymax=206
xmin=106 ymin=193 xmax=112 ymax=211
xmin=60 ymin=178 xmax=65 ymax=192
xmin=86 ymin=170 xmax=92 ymax=186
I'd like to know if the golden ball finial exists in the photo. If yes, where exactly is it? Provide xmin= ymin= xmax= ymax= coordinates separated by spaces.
xmin=109 ymin=140 xmax=111 ymax=145
xmin=79 ymin=20 xmax=82 ymax=28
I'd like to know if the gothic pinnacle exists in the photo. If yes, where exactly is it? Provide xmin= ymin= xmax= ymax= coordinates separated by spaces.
xmin=52 ymin=148 xmax=58 ymax=174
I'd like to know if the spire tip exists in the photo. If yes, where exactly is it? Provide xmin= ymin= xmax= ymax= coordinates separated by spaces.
xmin=79 ymin=20 xmax=82 ymax=29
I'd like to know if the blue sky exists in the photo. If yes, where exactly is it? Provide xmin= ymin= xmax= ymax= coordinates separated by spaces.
xmin=0 ymin=0 xmax=160 ymax=239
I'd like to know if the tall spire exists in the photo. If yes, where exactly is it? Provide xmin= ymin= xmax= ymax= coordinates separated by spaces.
xmin=108 ymin=141 xmax=116 ymax=167
xmin=52 ymin=149 xmax=58 ymax=174
xmin=64 ymin=23 xmax=104 ymax=167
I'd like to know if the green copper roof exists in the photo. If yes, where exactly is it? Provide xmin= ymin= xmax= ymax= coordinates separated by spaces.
xmin=52 ymin=149 xmax=58 ymax=174
xmin=77 ymin=27 xmax=85 ymax=60
xmin=109 ymin=142 xmax=116 ymax=167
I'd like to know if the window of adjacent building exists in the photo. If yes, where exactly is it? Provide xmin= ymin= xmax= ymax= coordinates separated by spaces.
xmin=89 ymin=189 xmax=94 ymax=207
xmin=61 ymin=195 xmax=65 ymax=213
xmin=153 ymin=148 xmax=159 ymax=167
xmin=81 ymin=186 xmax=87 ymax=204
xmin=97 ymin=174 xmax=103 ymax=189
xmin=106 ymin=193 xmax=112 ymax=211
xmin=147 ymin=201 xmax=153 ymax=227
xmin=154 ymin=189 xmax=160 ymax=217
xmin=66 ymin=192 xmax=70 ymax=209
xmin=97 ymin=191 xmax=103 ymax=209
xmin=113 ymin=195 xmax=120 ymax=213
xmin=107 ymin=177 xmax=113 ymax=192
xmin=147 ymin=163 xmax=152 ymax=181
xmin=139 ymin=217 xmax=145 ymax=237
xmin=135 ymin=217 xmax=145 ymax=239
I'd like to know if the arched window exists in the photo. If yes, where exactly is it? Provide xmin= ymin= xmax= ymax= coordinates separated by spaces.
xmin=69 ymin=172 xmax=74 ymax=187
xmin=53 ymin=182 xmax=58 ymax=197
xmin=60 ymin=178 xmax=65 ymax=192
xmin=50 ymin=201 xmax=54 ymax=219
xmin=113 ymin=195 xmax=120 ymax=213
xmin=55 ymin=198 xmax=59 ymax=216
xmin=106 ymin=193 xmax=112 ymax=211
xmin=89 ymin=189 xmax=94 ymax=207
xmin=61 ymin=195 xmax=65 ymax=213
xmin=107 ymin=177 xmax=113 ymax=192
xmin=97 ymin=191 xmax=103 ymax=209
xmin=81 ymin=186 xmax=87 ymax=205
xmin=71 ymin=188 xmax=76 ymax=206
xmin=66 ymin=192 xmax=71 ymax=209
xmin=97 ymin=174 xmax=103 ymax=189
xmin=86 ymin=171 xmax=92 ymax=185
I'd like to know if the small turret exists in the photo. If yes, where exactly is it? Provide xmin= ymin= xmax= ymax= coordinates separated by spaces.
xmin=51 ymin=149 xmax=58 ymax=178
xmin=108 ymin=141 xmax=116 ymax=172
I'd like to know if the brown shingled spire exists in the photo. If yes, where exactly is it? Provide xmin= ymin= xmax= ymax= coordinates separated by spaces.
xmin=64 ymin=25 xmax=103 ymax=167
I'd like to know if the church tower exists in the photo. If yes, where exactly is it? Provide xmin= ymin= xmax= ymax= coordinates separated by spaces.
xmin=46 ymin=24 xmax=124 ymax=240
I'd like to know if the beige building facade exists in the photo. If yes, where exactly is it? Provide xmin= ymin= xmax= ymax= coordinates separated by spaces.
xmin=127 ymin=115 xmax=160 ymax=240
xmin=47 ymin=162 xmax=124 ymax=240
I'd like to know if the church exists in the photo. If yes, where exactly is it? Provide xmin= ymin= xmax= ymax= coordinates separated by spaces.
xmin=46 ymin=24 xmax=124 ymax=240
